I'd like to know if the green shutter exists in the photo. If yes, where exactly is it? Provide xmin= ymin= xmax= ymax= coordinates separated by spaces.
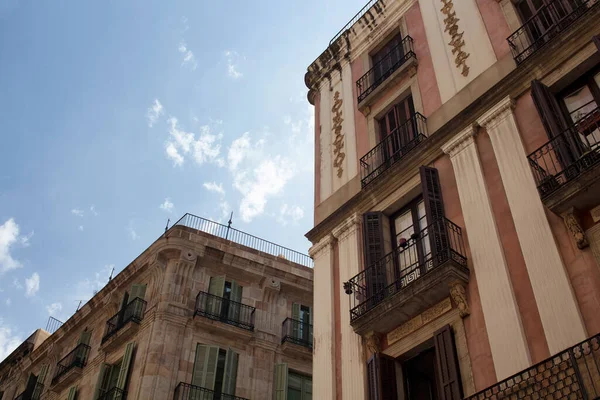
xmin=37 ymin=364 xmax=49 ymax=385
xmin=303 ymin=376 xmax=312 ymax=400
xmin=79 ymin=330 xmax=92 ymax=345
xmin=274 ymin=363 xmax=288 ymax=400
xmin=221 ymin=348 xmax=239 ymax=395
xmin=292 ymin=303 xmax=300 ymax=339
xmin=93 ymin=364 xmax=109 ymax=400
xmin=191 ymin=344 xmax=208 ymax=387
xmin=116 ymin=342 xmax=135 ymax=390
xmin=191 ymin=344 xmax=220 ymax=389
xmin=227 ymin=281 xmax=242 ymax=322
xmin=208 ymin=276 xmax=225 ymax=315
xmin=130 ymin=284 xmax=147 ymax=300
xmin=204 ymin=346 xmax=219 ymax=391
xmin=67 ymin=386 xmax=77 ymax=400
xmin=308 ymin=307 xmax=313 ymax=345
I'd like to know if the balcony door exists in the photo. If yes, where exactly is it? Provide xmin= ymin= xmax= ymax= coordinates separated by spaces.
xmin=560 ymin=68 xmax=600 ymax=149
xmin=515 ymin=0 xmax=583 ymax=45
xmin=379 ymin=95 xmax=416 ymax=161
xmin=372 ymin=33 xmax=405 ymax=86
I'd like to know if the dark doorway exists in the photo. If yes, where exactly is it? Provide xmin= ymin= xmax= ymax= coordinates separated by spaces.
xmin=403 ymin=347 xmax=439 ymax=400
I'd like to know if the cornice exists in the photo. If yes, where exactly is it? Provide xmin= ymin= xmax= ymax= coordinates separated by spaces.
xmin=441 ymin=124 xmax=477 ymax=158
xmin=476 ymin=96 xmax=515 ymax=131
xmin=332 ymin=213 xmax=361 ymax=242
xmin=308 ymin=234 xmax=335 ymax=259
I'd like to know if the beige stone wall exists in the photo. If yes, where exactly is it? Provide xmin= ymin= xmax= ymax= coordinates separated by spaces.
xmin=0 ymin=226 xmax=313 ymax=400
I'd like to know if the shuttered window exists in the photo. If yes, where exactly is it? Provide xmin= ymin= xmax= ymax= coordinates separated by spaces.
xmin=130 ymin=284 xmax=147 ymax=301
xmin=67 ymin=386 xmax=77 ymax=400
xmin=291 ymin=303 xmax=313 ymax=343
xmin=92 ymin=342 xmax=135 ymax=399
xmin=116 ymin=342 xmax=134 ymax=390
xmin=434 ymin=325 xmax=463 ymax=400
xmin=208 ymin=276 xmax=243 ymax=320
xmin=420 ymin=166 xmax=449 ymax=266
xmin=274 ymin=363 xmax=288 ymax=400
xmin=273 ymin=364 xmax=312 ymax=400
xmin=192 ymin=344 xmax=239 ymax=395
xmin=362 ymin=212 xmax=387 ymax=302
xmin=37 ymin=364 xmax=48 ymax=385
xmin=78 ymin=330 xmax=92 ymax=346
xmin=531 ymin=79 xmax=571 ymax=138
xmin=366 ymin=354 xmax=397 ymax=400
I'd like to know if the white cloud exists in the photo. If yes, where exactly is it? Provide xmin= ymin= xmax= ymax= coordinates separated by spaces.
xmin=0 ymin=218 xmax=28 ymax=274
xmin=128 ymin=225 xmax=139 ymax=240
xmin=73 ymin=264 xmax=114 ymax=304
xmin=278 ymin=204 xmax=305 ymax=225
xmin=224 ymin=50 xmax=243 ymax=79
xmin=203 ymin=182 xmax=225 ymax=195
xmin=146 ymin=99 xmax=164 ymax=128
xmin=227 ymin=133 xmax=251 ymax=171
xmin=71 ymin=208 xmax=84 ymax=217
xmin=0 ymin=319 xmax=22 ymax=361
xmin=5 ymin=298 xmax=11 ymax=306
xmin=46 ymin=302 xmax=62 ymax=316
xmin=90 ymin=205 xmax=98 ymax=216
xmin=165 ymin=117 xmax=223 ymax=167
xmin=78 ymin=225 xmax=84 ymax=232
xmin=13 ymin=278 xmax=22 ymax=289
xmin=25 ymin=272 xmax=40 ymax=297
xmin=160 ymin=198 xmax=174 ymax=213
xmin=178 ymin=41 xmax=197 ymax=70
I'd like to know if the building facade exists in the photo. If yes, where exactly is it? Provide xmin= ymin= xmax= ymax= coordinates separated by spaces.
xmin=305 ymin=0 xmax=600 ymax=398
xmin=0 ymin=214 xmax=313 ymax=400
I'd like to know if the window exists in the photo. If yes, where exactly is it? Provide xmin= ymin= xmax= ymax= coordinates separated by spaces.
xmin=93 ymin=342 xmax=134 ymax=400
xmin=191 ymin=344 xmax=239 ymax=397
xmin=372 ymin=33 xmax=405 ymax=85
xmin=207 ymin=276 xmax=243 ymax=322
xmin=514 ymin=0 xmax=583 ymax=41
xmin=367 ymin=326 xmax=462 ymax=400
xmin=67 ymin=386 xmax=77 ymax=400
xmin=559 ymin=68 xmax=600 ymax=146
xmin=274 ymin=364 xmax=312 ymax=400
xmin=391 ymin=197 xmax=431 ymax=279
xmin=292 ymin=303 xmax=313 ymax=344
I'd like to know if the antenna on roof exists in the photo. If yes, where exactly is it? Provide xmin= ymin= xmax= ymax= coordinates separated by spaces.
xmin=165 ymin=218 xmax=170 ymax=233
xmin=226 ymin=212 xmax=233 ymax=240
xmin=76 ymin=300 xmax=84 ymax=312
xmin=108 ymin=266 xmax=115 ymax=282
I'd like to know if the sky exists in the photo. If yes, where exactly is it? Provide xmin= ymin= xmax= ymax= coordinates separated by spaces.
xmin=0 ymin=0 xmax=367 ymax=361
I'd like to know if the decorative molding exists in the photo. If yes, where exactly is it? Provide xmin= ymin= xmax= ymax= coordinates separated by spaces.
xmin=440 ymin=0 xmax=470 ymax=76
xmin=387 ymin=298 xmax=452 ymax=345
xmin=561 ymin=208 xmax=589 ymax=249
xmin=308 ymin=234 xmax=335 ymax=259
xmin=332 ymin=213 xmax=361 ymax=242
xmin=364 ymin=331 xmax=381 ymax=354
xmin=476 ymin=96 xmax=515 ymax=131
xmin=441 ymin=124 xmax=477 ymax=158
xmin=332 ymin=91 xmax=346 ymax=178
xmin=449 ymin=281 xmax=470 ymax=318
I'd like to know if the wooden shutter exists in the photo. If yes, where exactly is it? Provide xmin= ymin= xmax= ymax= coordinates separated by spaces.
xmin=204 ymin=346 xmax=219 ymax=390
xmin=421 ymin=166 xmax=449 ymax=266
xmin=67 ymin=386 xmax=77 ymax=400
xmin=130 ymin=284 xmax=147 ymax=300
xmin=273 ymin=363 xmax=288 ymax=400
xmin=366 ymin=354 xmax=397 ymax=400
xmin=366 ymin=355 xmax=378 ymax=400
xmin=303 ymin=376 xmax=312 ymax=399
xmin=116 ymin=342 xmax=135 ymax=390
xmin=292 ymin=303 xmax=301 ymax=339
xmin=192 ymin=344 xmax=220 ymax=389
xmin=531 ymin=79 xmax=570 ymax=138
xmin=93 ymin=363 xmax=109 ymax=400
xmin=221 ymin=348 xmax=239 ymax=395
xmin=191 ymin=344 xmax=207 ymax=387
xmin=227 ymin=281 xmax=242 ymax=322
xmin=434 ymin=325 xmax=462 ymax=400
xmin=79 ymin=330 xmax=92 ymax=345
xmin=594 ymin=36 xmax=600 ymax=51
xmin=208 ymin=276 xmax=225 ymax=316
xmin=363 ymin=212 xmax=387 ymax=303
xmin=37 ymin=364 xmax=48 ymax=385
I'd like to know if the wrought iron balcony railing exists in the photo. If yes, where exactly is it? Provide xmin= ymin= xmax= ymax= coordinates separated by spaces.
xmin=281 ymin=318 xmax=313 ymax=349
xmin=507 ymin=0 xmax=599 ymax=64
xmin=101 ymin=297 xmax=147 ymax=343
xmin=360 ymin=112 xmax=428 ymax=187
xmin=14 ymin=383 xmax=44 ymax=400
xmin=356 ymin=35 xmax=416 ymax=103
xmin=195 ymin=291 xmax=255 ymax=331
xmin=173 ymin=382 xmax=249 ymax=400
xmin=97 ymin=387 xmax=126 ymax=400
xmin=172 ymin=213 xmax=312 ymax=268
xmin=528 ymin=107 xmax=600 ymax=198
xmin=467 ymin=333 xmax=600 ymax=399
xmin=51 ymin=343 xmax=91 ymax=385
xmin=345 ymin=218 xmax=467 ymax=322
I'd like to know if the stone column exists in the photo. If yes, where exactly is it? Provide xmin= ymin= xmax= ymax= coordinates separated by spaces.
xmin=477 ymin=96 xmax=586 ymax=353
xmin=442 ymin=126 xmax=530 ymax=380
xmin=333 ymin=214 xmax=366 ymax=400
xmin=309 ymin=234 xmax=337 ymax=399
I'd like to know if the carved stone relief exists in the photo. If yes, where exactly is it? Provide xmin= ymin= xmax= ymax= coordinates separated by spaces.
xmin=440 ymin=0 xmax=470 ymax=77
xmin=449 ymin=281 xmax=470 ymax=318
xmin=561 ymin=208 xmax=589 ymax=249
xmin=332 ymin=91 xmax=345 ymax=178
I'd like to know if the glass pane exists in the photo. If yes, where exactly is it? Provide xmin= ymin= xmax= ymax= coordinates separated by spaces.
xmin=394 ymin=210 xmax=417 ymax=272
xmin=288 ymin=373 xmax=302 ymax=390
xmin=288 ymin=388 xmax=302 ymax=400
xmin=417 ymin=201 xmax=431 ymax=260
xmin=563 ymin=85 xmax=596 ymax=123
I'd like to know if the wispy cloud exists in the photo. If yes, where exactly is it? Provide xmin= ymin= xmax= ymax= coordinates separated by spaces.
xmin=0 ymin=218 xmax=29 ymax=274
xmin=5 ymin=298 xmax=11 ymax=306
xmin=71 ymin=208 xmax=84 ymax=217
xmin=178 ymin=41 xmax=197 ymax=70
xmin=224 ymin=50 xmax=243 ymax=79
xmin=165 ymin=117 xmax=224 ymax=167
xmin=277 ymin=204 xmax=305 ymax=226
xmin=25 ymin=272 xmax=40 ymax=297
xmin=78 ymin=225 xmax=84 ymax=232
xmin=0 ymin=319 xmax=22 ymax=361
xmin=181 ymin=16 xmax=189 ymax=32
xmin=203 ymin=182 xmax=225 ymax=195
xmin=90 ymin=205 xmax=98 ymax=216
xmin=160 ymin=198 xmax=174 ymax=213
xmin=46 ymin=302 xmax=62 ymax=316
xmin=146 ymin=99 xmax=164 ymax=128
xmin=73 ymin=264 xmax=114 ymax=305
xmin=128 ymin=222 xmax=139 ymax=240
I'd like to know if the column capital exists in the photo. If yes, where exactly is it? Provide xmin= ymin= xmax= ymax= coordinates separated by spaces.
xmin=560 ymin=208 xmax=589 ymax=249
xmin=332 ymin=213 xmax=361 ymax=242
xmin=477 ymin=96 xmax=515 ymax=131
xmin=309 ymin=234 xmax=335 ymax=259
xmin=441 ymin=124 xmax=477 ymax=158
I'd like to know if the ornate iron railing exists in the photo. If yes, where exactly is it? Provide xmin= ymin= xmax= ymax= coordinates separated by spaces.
xmin=357 ymin=35 xmax=416 ymax=103
xmin=467 ymin=333 xmax=600 ymax=399
xmin=330 ymin=0 xmax=380 ymax=46
xmin=507 ymin=0 xmax=599 ymax=64
xmin=195 ymin=291 xmax=255 ymax=331
xmin=344 ymin=218 xmax=467 ymax=322
xmin=172 ymin=213 xmax=312 ymax=268
xmin=14 ymin=383 xmax=44 ymax=400
xmin=101 ymin=297 xmax=147 ymax=343
xmin=360 ymin=112 xmax=428 ymax=187
xmin=45 ymin=316 xmax=63 ymax=335
xmin=173 ymin=382 xmax=249 ymax=400
xmin=528 ymin=107 xmax=600 ymax=198
xmin=281 ymin=318 xmax=313 ymax=349
xmin=51 ymin=343 xmax=91 ymax=385
xmin=97 ymin=387 xmax=126 ymax=400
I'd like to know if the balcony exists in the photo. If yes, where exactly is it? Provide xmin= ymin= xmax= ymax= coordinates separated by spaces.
xmin=50 ymin=343 xmax=90 ymax=389
xmin=281 ymin=318 xmax=313 ymax=348
xmin=194 ymin=291 xmax=255 ymax=332
xmin=467 ymin=333 xmax=600 ymax=399
xmin=101 ymin=297 xmax=147 ymax=345
xmin=173 ymin=382 xmax=249 ymax=400
xmin=360 ymin=113 xmax=428 ymax=187
xmin=507 ymin=0 xmax=599 ymax=64
xmin=356 ymin=35 xmax=417 ymax=109
xmin=97 ymin=387 xmax=126 ymax=400
xmin=527 ymin=107 xmax=600 ymax=212
xmin=14 ymin=383 xmax=44 ymax=400
xmin=344 ymin=218 xmax=468 ymax=335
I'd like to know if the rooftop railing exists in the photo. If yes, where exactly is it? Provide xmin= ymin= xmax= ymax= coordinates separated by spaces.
xmin=194 ymin=291 xmax=255 ymax=331
xmin=172 ymin=213 xmax=312 ymax=268
xmin=173 ymin=382 xmax=249 ymax=400
xmin=51 ymin=343 xmax=91 ymax=385
xmin=101 ymin=297 xmax=147 ymax=343
xmin=507 ymin=0 xmax=599 ymax=64
xmin=329 ymin=0 xmax=379 ymax=46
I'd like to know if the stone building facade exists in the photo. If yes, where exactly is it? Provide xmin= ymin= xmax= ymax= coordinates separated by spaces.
xmin=0 ymin=214 xmax=313 ymax=400
xmin=305 ymin=0 xmax=600 ymax=398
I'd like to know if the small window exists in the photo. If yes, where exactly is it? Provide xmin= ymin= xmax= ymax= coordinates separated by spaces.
xmin=372 ymin=33 xmax=405 ymax=84
xmin=288 ymin=372 xmax=312 ymax=400
xmin=559 ymin=68 xmax=600 ymax=145
xmin=191 ymin=345 xmax=239 ymax=396
xmin=93 ymin=342 xmax=134 ymax=400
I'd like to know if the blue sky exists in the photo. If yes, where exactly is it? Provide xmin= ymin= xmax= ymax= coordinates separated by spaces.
xmin=0 ymin=0 xmax=366 ymax=360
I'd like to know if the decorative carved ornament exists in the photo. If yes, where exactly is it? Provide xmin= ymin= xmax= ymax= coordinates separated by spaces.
xmin=440 ymin=0 xmax=470 ymax=77
xmin=332 ymin=91 xmax=345 ymax=178
xmin=561 ymin=208 xmax=589 ymax=249
xmin=364 ymin=331 xmax=381 ymax=355
xmin=449 ymin=281 xmax=470 ymax=318
xmin=387 ymin=298 xmax=452 ymax=345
